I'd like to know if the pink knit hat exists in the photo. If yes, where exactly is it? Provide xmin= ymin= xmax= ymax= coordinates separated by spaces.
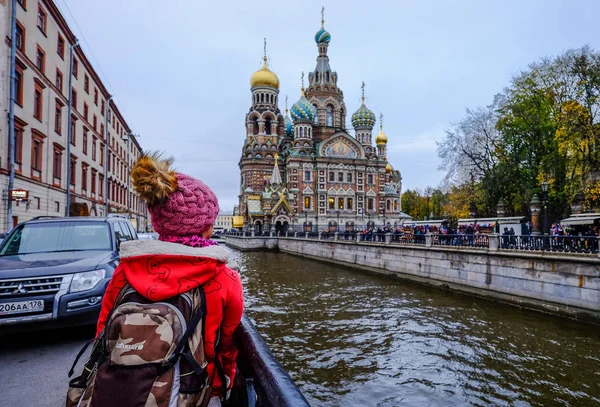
xmin=131 ymin=154 xmax=219 ymax=238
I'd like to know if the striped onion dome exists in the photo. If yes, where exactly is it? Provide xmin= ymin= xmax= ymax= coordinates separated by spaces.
xmin=315 ymin=28 xmax=331 ymax=44
xmin=291 ymin=91 xmax=317 ymax=123
xmin=351 ymin=102 xmax=376 ymax=129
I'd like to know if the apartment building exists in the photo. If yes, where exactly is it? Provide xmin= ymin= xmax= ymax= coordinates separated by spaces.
xmin=0 ymin=0 xmax=147 ymax=232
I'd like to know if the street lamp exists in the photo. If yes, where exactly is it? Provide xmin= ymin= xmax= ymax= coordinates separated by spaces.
xmin=541 ymin=181 xmax=549 ymax=235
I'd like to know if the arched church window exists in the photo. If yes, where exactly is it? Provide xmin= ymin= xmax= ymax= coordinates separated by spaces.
xmin=387 ymin=200 xmax=391 ymax=211
xmin=260 ymin=94 xmax=264 ymax=103
xmin=394 ymin=200 xmax=398 ymax=211
xmin=255 ymin=154 xmax=262 ymax=159
xmin=265 ymin=117 xmax=272 ymax=135
xmin=246 ymin=153 xmax=252 ymax=159
xmin=316 ymin=72 xmax=320 ymax=82
xmin=326 ymin=105 xmax=333 ymax=126
xmin=300 ymin=127 xmax=304 ymax=137
xmin=326 ymin=72 xmax=330 ymax=82
xmin=252 ymin=117 xmax=259 ymax=135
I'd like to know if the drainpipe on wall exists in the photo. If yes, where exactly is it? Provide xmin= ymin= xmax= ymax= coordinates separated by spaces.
xmin=65 ymin=40 xmax=79 ymax=217
xmin=6 ymin=0 xmax=17 ymax=232
xmin=104 ymin=96 xmax=113 ymax=216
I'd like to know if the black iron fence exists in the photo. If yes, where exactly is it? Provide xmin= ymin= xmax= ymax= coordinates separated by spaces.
xmin=501 ymin=235 xmax=599 ymax=254
xmin=224 ymin=232 xmax=599 ymax=255
xmin=433 ymin=234 xmax=490 ymax=248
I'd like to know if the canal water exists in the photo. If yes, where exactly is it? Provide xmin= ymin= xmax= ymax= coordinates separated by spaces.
xmin=232 ymin=250 xmax=600 ymax=407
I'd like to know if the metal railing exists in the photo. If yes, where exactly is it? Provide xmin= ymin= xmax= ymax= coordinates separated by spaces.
xmin=501 ymin=235 xmax=599 ymax=254
xmin=224 ymin=232 xmax=600 ymax=255
xmin=433 ymin=234 xmax=490 ymax=248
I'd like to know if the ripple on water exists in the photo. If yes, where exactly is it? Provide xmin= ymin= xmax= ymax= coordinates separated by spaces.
xmin=233 ymin=251 xmax=600 ymax=407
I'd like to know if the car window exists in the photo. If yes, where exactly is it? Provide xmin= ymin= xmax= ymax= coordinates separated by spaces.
xmin=119 ymin=222 xmax=134 ymax=241
xmin=125 ymin=222 xmax=138 ymax=240
xmin=113 ymin=222 xmax=125 ymax=243
xmin=0 ymin=221 xmax=111 ymax=255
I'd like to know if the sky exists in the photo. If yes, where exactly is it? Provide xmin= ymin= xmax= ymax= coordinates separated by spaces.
xmin=56 ymin=0 xmax=600 ymax=212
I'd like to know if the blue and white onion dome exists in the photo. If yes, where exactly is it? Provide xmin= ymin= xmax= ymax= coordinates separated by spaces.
xmin=284 ymin=113 xmax=294 ymax=136
xmin=291 ymin=91 xmax=317 ymax=123
xmin=315 ymin=28 xmax=331 ymax=44
xmin=351 ymin=102 xmax=376 ymax=129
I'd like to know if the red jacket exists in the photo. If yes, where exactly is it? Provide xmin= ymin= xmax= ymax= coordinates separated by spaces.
xmin=95 ymin=240 xmax=244 ymax=398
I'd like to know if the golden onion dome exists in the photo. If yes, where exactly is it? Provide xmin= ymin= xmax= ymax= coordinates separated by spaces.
xmin=375 ymin=128 xmax=388 ymax=145
xmin=385 ymin=163 xmax=393 ymax=173
xmin=250 ymin=57 xmax=280 ymax=89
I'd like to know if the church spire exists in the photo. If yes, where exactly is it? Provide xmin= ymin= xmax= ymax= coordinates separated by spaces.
xmin=269 ymin=154 xmax=283 ymax=185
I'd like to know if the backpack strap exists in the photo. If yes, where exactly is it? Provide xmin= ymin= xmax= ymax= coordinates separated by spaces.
xmin=159 ymin=287 xmax=207 ymax=376
xmin=68 ymin=338 xmax=95 ymax=378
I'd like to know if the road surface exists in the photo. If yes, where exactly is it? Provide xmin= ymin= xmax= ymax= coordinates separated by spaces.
xmin=0 ymin=326 xmax=93 ymax=406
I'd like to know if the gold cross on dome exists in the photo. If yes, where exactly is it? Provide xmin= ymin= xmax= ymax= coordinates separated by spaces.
xmin=361 ymin=81 xmax=365 ymax=102
xmin=321 ymin=6 xmax=325 ymax=28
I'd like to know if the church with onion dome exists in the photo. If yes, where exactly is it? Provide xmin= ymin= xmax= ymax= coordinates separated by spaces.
xmin=237 ymin=9 xmax=409 ymax=234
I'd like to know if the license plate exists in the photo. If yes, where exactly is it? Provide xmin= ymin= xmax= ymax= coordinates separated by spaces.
xmin=0 ymin=300 xmax=44 ymax=315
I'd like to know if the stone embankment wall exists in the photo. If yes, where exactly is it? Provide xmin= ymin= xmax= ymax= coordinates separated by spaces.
xmin=225 ymin=236 xmax=600 ymax=324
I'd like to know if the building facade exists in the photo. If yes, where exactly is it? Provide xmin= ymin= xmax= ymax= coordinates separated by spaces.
xmin=214 ymin=212 xmax=233 ymax=233
xmin=0 ymin=0 xmax=147 ymax=232
xmin=238 ymin=16 xmax=408 ymax=234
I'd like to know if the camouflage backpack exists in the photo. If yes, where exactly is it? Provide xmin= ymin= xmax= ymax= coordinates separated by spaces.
xmin=66 ymin=284 xmax=213 ymax=407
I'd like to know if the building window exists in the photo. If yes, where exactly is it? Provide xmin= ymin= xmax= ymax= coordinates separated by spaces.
xmin=92 ymin=137 xmax=97 ymax=161
xmin=368 ymin=198 xmax=374 ymax=210
xmin=265 ymin=117 xmax=271 ymax=135
xmin=57 ymin=34 xmax=65 ymax=59
xmin=93 ymin=115 xmax=97 ymax=130
xmin=84 ymin=75 xmax=89 ymax=93
xmin=36 ymin=46 xmax=45 ymax=73
xmin=70 ymin=117 xmax=76 ymax=145
xmin=338 ymin=197 xmax=344 ymax=210
xmin=14 ymin=124 xmax=24 ymax=164
xmin=100 ymin=123 xmax=104 ymax=137
xmin=73 ymin=58 xmax=78 ymax=78
xmin=70 ymin=156 xmax=76 ymax=186
xmin=55 ymin=69 xmax=63 ymax=93
xmin=56 ymin=201 xmax=60 ymax=212
xmin=37 ymin=5 xmax=47 ymax=34
xmin=367 ymin=174 xmax=373 ymax=184
xmin=83 ymin=103 xmax=88 ymax=121
xmin=252 ymin=117 xmax=259 ymax=135
xmin=32 ymin=137 xmax=43 ymax=172
xmin=304 ymin=196 xmax=311 ymax=209
xmin=53 ymin=145 xmax=62 ymax=179
xmin=305 ymin=170 xmax=311 ymax=181
xmin=394 ymin=200 xmax=398 ymax=211
xmin=54 ymin=101 xmax=63 ymax=134
xmin=328 ymin=197 xmax=335 ymax=209
xmin=101 ymin=100 xmax=105 ymax=115
xmin=99 ymin=174 xmax=104 ymax=196
xmin=326 ymin=105 xmax=333 ymax=126
xmin=347 ymin=198 xmax=353 ymax=210
xmin=94 ymin=88 xmax=98 ymax=105
xmin=81 ymin=165 xmax=88 ymax=191
xmin=347 ymin=173 xmax=353 ymax=183
xmin=91 ymin=170 xmax=97 ymax=194
xmin=100 ymin=144 xmax=104 ymax=167
xmin=338 ymin=172 xmax=344 ymax=182
xmin=34 ymin=85 xmax=43 ymax=121
xmin=15 ymin=69 xmax=23 ymax=106
xmin=329 ymin=172 xmax=334 ymax=182
xmin=16 ymin=22 xmax=25 ymax=52
xmin=71 ymin=88 xmax=77 ymax=109
xmin=83 ymin=130 xmax=88 ymax=155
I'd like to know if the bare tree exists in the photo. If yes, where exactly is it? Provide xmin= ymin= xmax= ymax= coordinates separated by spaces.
xmin=437 ymin=105 xmax=500 ymax=185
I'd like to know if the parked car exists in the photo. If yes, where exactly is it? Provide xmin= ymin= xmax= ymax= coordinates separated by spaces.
xmin=137 ymin=232 xmax=159 ymax=240
xmin=0 ymin=216 xmax=137 ymax=334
